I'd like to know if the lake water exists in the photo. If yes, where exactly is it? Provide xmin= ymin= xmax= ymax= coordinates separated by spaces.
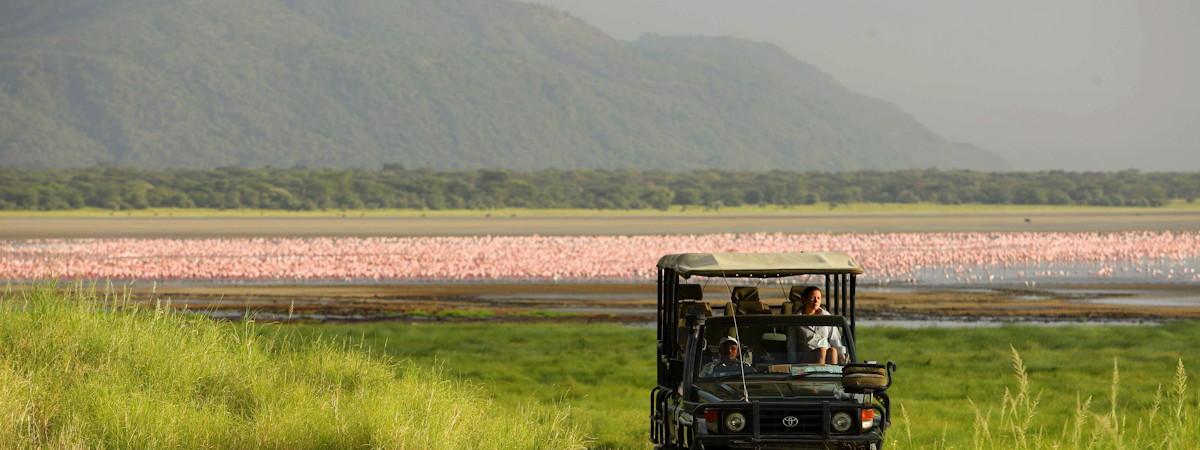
xmin=905 ymin=256 xmax=1200 ymax=287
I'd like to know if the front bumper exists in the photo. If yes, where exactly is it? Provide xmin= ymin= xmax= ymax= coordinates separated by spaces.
xmin=692 ymin=400 xmax=886 ymax=450
xmin=698 ymin=433 xmax=882 ymax=450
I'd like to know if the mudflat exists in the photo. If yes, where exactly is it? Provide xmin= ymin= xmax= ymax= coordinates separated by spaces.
xmin=36 ymin=281 xmax=1200 ymax=322
xmin=3 ymin=210 xmax=1199 ymax=238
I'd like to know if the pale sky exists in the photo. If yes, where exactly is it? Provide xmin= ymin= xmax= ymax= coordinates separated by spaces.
xmin=525 ymin=0 xmax=1199 ymax=170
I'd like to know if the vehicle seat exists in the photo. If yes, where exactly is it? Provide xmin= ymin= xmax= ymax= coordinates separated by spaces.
xmin=758 ymin=331 xmax=789 ymax=364
xmin=781 ymin=286 xmax=806 ymax=314
xmin=675 ymin=284 xmax=710 ymax=350
xmin=724 ymin=286 xmax=772 ymax=315
xmin=675 ymin=284 xmax=704 ymax=303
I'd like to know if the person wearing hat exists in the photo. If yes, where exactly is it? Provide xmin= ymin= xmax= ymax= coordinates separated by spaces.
xmin=699 ymin=336 xmax=753 ymax=378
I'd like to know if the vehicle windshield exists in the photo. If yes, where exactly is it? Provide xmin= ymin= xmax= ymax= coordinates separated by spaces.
xmin=698 ymin=320 xmax=851 ymax=380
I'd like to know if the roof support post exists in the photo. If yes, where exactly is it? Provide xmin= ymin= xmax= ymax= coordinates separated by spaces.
xmin=824 ymin=275 xmax=831 ymax=313
xmin=841 ymin=274 xmax=847 ymax=315
xmin=834 ymin=273 xmax=842 ymax=315
xmin=656 ymin=268 xmax=665 ymax=386
xmin=849 ymin=274 xmax=857 ymax=335
xmin=656 ymin=268 xmax=663 ymax=342
xmin=840 ymin=274 xmax=848 ymax=319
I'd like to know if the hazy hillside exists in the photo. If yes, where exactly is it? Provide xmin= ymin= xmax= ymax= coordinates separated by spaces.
xmin=0 ymin=0 xmax=1008 ymax=170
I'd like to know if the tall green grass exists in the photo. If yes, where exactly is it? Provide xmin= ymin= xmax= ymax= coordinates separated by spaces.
xmin=292 ymin=322 xmax=656 ymax=449
xmin=4 ymin=285 xmax=1195 ymax=449
xmin=300 ymin=321 xmax=1200 ymax=449
xmin=0 ymin=286 xmax=584 ymax=449
xmin=867 ymin=324 xmax=1200 ymax=450
xmin=890 ymin=347 xmax=1198 ymax=450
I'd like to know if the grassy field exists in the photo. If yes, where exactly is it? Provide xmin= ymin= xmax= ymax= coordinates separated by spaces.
xmin=0 ymin=286 xmax=584 ymax=449
xmin=2 ymin=200 xmax=1198 ymax=218
xmin=3 ymin=286 xmax=1198 ymax=449
xmin=295 ymin=321 xmax=1200 ymax=449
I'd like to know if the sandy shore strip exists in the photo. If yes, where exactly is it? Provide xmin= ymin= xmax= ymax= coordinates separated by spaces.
xmin=2 ymin=209 xmax=1200 ymax=239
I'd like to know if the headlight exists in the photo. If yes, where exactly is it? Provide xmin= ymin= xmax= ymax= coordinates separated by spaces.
xmin=831 ymin=411 xmax=853 ymax=432
xmin=724 ymin=412 xmax=747 ymax=432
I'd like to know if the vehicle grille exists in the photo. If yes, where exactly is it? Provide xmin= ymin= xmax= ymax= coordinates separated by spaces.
xmin=758 ymin=407 xmax=824 ymax=434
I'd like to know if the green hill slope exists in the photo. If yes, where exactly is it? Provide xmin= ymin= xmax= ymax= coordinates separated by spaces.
xmin=0 ymin=0 xmax=1008 ymax=170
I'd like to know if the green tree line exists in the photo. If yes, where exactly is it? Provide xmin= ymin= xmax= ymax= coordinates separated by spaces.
xmin=0 ymin=167 xmax=1194 ymax=211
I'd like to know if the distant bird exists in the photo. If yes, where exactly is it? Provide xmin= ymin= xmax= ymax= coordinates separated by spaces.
xmin=1 ymin=232 xmax=1196 ymax=285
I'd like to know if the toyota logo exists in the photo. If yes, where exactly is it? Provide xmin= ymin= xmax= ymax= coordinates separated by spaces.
xmin=782 ymin=416 xmax=799 ymax=428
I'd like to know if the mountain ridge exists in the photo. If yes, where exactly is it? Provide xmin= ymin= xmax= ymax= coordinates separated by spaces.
xmin=0 ymin=0 xmax=1009 ymax=170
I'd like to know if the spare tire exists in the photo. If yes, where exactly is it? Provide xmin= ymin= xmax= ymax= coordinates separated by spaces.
xmin=843 ymin=373 xmax=888 ymax=391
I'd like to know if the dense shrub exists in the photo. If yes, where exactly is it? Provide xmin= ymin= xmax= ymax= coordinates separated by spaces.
xmin=0 ymin=168 xmax=1193 ymax=211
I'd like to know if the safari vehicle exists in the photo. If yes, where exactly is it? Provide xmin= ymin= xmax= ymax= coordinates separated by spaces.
xmin=650 ymin=253 xmax=895 ymax=450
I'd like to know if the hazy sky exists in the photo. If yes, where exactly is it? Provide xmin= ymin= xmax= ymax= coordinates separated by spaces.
xmin=526 ymin=0 xmax=1199 ymax=170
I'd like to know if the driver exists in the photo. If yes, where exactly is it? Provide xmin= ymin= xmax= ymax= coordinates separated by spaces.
xmin=700 ymin=337 xmax=753 ymax=377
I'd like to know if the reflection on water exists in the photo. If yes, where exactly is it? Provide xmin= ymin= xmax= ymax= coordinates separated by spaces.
xmin=859 ymin=319 xmax=1159 ymax=329
xmin=1086 ymin=297 xmax=1200 ymax=307
xmin=551 ymin=307 xmax=653 ymax=315
xmin=908 ymin=256 xmax=1200 ymax=287
xmin=189 ymin=310 xmax=382 ymax=322
xmin=478 ymin=293 xmax=649 ymax=301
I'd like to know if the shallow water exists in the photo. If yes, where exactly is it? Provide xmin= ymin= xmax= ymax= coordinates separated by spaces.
xmin=478 ymin=293 xmax=649 ymax=301
xmin=857 ymin=319 xmax=1159 ymax=329
xmin=1085 ymin=296 xmax=1200 ymax=307
xmin=910 ymin=256 xmax=1200 ymax=286
xmin=551 ymin=307 xmax=654 ymax=315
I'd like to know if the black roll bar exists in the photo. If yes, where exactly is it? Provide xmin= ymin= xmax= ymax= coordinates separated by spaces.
xmin=849 ymin=275 xmax=857 ymax=334
xmin=824 ymin=275 xmax=831 ymax=313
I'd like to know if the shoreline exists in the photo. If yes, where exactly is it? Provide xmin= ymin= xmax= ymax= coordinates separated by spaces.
xmin=12 ymin=281 xmax=1196 ymax=324
xmin=3 ymin=209 xmax=1199 ymax=238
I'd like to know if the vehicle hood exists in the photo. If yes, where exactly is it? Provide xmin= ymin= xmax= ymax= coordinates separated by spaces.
xmin=694 ymin=379 xmax=843 ymax=402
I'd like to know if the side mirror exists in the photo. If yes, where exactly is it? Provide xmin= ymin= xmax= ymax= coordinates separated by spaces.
xmin=699 ymin=338 xmax=708 ymax=351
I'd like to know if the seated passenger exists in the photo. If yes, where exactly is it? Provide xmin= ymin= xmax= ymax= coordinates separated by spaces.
xmin=796 ymin=286 xmax=845 ymax=364
xmin=699 ymin=337 xmax=753 ymax=377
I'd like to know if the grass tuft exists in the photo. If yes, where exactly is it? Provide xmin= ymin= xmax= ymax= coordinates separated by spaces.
xmin=960 ymin=347 xmax=1197 ymax=449
xmin=0 ymin=285 xmax=584 ymax=449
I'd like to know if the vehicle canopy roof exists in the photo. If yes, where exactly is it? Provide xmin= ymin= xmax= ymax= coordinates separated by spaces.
xmin=657 ymin=252 xmax=863 ymax=278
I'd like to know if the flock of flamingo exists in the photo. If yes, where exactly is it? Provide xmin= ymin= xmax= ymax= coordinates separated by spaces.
xmin=0 ymin=231 xmax=1197 ymax=284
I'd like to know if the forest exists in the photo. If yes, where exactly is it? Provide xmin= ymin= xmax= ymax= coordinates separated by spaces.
xmin=0 ymin=168 xmax=1193 ymax=211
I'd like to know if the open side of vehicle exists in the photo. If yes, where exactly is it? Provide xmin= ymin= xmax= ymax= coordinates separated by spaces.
xmin=650 ymin=253 xmax=895 ymax=450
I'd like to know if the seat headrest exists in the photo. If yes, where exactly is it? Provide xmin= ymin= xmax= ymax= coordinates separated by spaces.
xmin=730 ymin=286 xmax=759 ymax=304
xmin=788 ymin=286 xmax=806 ymax=302
xmin=762 ymin=332 xmax=787 ymax=342
xmin=675 ymin=284 xmax=703 ymax=301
